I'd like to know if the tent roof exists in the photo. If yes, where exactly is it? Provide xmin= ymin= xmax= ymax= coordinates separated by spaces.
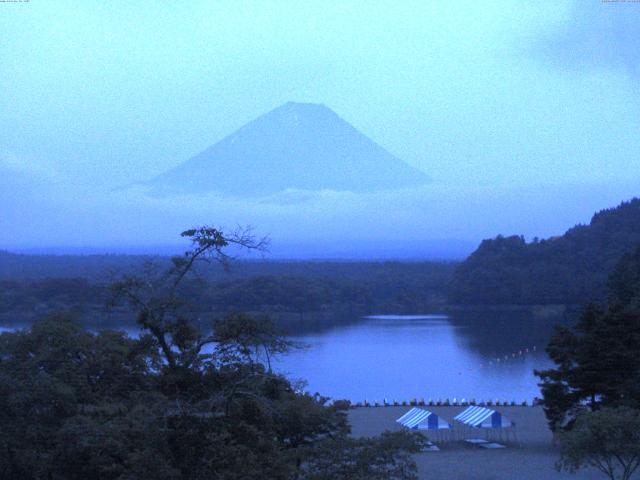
xmin=396 ymin=407 xmax=451 ymax=430
xmin=454 ymin=406 xmax=513 ymax=428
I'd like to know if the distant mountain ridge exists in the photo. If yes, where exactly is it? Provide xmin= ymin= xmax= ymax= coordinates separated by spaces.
xmin=147 ymin=102 xmax=429 ymax=196
xmin=449 ymin=198 xmax=640 ymax=305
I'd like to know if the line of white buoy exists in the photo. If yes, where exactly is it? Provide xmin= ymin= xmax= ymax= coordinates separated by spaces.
xmin=480 ymin=345 xmax=538 ymax=368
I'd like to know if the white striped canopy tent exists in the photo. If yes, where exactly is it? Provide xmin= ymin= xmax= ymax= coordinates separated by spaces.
xmin=453 ymin=406 xmax=514 ymax=429
xmin=396 ymin=407 xmax=451 ymax=430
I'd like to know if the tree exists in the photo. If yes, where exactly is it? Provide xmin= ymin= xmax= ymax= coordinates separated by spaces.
xmin=536 ymin=246 xmax=640 ymax=431
xmin=0 ymin=226 xmax=424 ymax=479
xmin=0 ymin=313 xmax=170 ymax=479
xmin=556 ymin=407 xmax=640 ymax=480
xmin=449 ymin=198 xmax=640 ymax=305
xmin=0 ymin=311 xmax=352 ymax=479
xmin=110 ymin=226 xmax=267 ymax=371
xmin=213 ymin=312 xmax=291 ymax=372
xmin=300 ymin=431 xmax=425 ymax=480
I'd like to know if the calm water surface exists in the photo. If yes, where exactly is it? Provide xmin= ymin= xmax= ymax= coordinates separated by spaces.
xmin=275 ymin=314 xmax=555 ymax=403
xmin=1 ymin=311 xmax=560 ymax=403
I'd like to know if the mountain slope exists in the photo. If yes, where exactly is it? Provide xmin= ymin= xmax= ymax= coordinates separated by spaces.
xmin=148 ymin=102 xmax=429 ymax=196
xmin=449 ymin=198 xmax=640 ymax=305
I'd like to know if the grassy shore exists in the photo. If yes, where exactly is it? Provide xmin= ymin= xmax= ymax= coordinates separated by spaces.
xmin=348 ymin=406 xmax=613 ymax=480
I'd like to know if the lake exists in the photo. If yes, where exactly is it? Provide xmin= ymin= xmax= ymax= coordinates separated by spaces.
xmin=0 ymin=309 xmax=563 ymax=404
xmin=274 ymin=313 xmax=558 ymax=404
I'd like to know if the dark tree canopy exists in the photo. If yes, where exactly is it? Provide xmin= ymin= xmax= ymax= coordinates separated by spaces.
xmin=450 ymin=199 xmax=640 ymax=305
xmin=556 ymin=407 xmax=640 ymax=480
xmin=0 ymin=314 xmax=353 ymax=479
xmin=0 ymin=226 xmax=423 ymax=479
xmin=536 ymin=245 xmax=640 ymax=431
xmin=0 ymin=261 xmax=455 ymax=334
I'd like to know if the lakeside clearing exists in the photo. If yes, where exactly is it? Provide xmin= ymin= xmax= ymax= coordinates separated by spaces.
xmin=348 ymin=406 xmax=614 ymax=480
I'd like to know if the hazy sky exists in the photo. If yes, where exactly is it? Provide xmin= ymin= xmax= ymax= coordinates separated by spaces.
xmin=1 ymin=1 xmax=639 ymax=253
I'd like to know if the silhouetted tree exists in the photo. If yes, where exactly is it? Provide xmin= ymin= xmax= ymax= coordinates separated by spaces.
xmin=300 ymin=431 xmax=424 ymax=480
xmin=110 ymin=226 xmax=268 ymax=371
xmin=556 ymin=407 xmax=640 ymax=480
xmin=0 ymin=227 xmax=424 ymax=479
xmin=536 ymin=246 xmax=640 ymax=431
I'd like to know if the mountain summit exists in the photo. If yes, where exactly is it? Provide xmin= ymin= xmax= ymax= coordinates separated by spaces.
xmin=148 ymin=102 xmax=429 ymax=196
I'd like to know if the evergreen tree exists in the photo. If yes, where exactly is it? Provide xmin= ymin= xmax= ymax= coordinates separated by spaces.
xmin=536 ymin=246 xmax=640 ymax=431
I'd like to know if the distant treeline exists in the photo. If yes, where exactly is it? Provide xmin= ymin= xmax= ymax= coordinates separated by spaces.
xmin=0 ymin=251 xmax=453 ymax=282
xmin=449 ymin=198 xmax=640 ymax=305
xmin=0 ymin=258 xmax=456 ymax=331
xmin=8 ymin=197 xmax=640 ymax=316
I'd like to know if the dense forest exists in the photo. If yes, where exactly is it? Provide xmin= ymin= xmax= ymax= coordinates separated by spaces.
xmin=0 ymin=255 xmax=455 ymax=332
xmin=5 ymin=198 xmax=640 ymax=321
xmin=449 ymin=198 xmax=640 ymax=305
xmin=0 ymin=228 xmax=425 ymax=479
xmin=0 ymin=252 xmax=453 ymax=283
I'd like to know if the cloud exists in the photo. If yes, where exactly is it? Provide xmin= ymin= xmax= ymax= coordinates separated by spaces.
xmin=4 ymin=177 xmax=640 ymax=255
xmin=536 ymin=1 xmax=640 ymax=76
xmin=0 ymin=152 xmax=59 ymax=179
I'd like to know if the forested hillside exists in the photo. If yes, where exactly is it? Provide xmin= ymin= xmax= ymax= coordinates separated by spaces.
xmin=0 ymin=257 xmax=456 ymax=332
xmin=449 ymin=198 xmax=640 ymax=305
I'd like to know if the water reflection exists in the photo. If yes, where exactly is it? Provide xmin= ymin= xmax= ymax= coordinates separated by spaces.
xmin=0 ymin=310 xmax=567 ymax=404
xmin=275 ymin=312 xmax=560 ymax=403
